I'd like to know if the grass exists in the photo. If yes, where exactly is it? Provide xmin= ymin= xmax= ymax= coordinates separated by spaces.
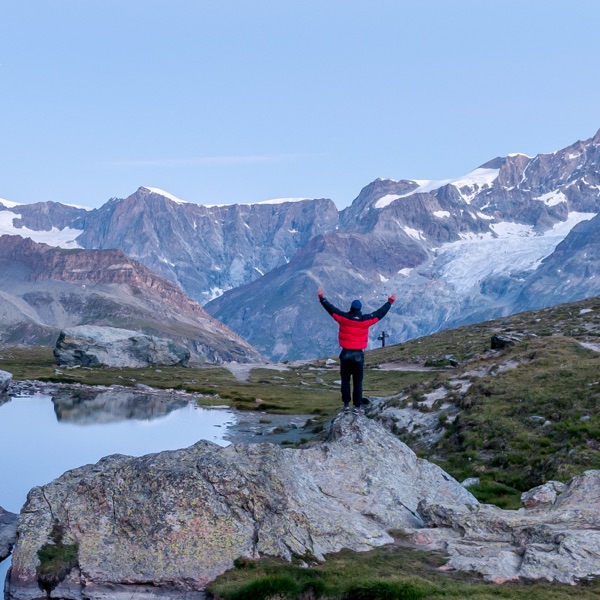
xmin=206 ymin=545 xmax=600 ymax=600
xmin=428 ymin=336 xmax=600 ymax=502
xmin=0 ymin=347 xmax=434 ymax=422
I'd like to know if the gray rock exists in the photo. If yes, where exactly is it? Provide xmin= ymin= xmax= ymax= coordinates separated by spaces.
xmin=520 ymin=480 xmax=566 ymax=508
xmin=6 ymin=415 xmax=476 ymax=599
xmin=0 ymin=506 xmax=17 ymax=562
xmin=409 ymin=470 xmax=600 ymax=584
xmin=54 ymin=325 xmax=190 ymax=368
xmin=461 ymin=478 xmax=480 ymax=489
xmin=0 ymin=369 xmax=12 ymax=393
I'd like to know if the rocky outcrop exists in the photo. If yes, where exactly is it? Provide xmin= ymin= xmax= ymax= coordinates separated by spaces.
xmin=0 ymin=506 xmax=17 ymax=563
xmin=6 ymin=415 xmax=476 ymax=599
xmin=408 ymin=470 xmax=600 ymax=584
xmin=54 ymin=326 xmax=190 ymax=368
xmin=0 ymin=370 xmax=12 ymax=393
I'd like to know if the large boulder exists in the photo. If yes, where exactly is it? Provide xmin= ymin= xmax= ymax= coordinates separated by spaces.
xmin=54 ymin=325 xmax=190 ymax=368
xmin=408 ymin=470 xmax=600 ymax=584
xmin=0 ymin=506 xmax=17 ymax=563
xmin=6 ymin=414 xmax=476 ymax=600
xmin=0 ymin=369 xmax=12 ymax=393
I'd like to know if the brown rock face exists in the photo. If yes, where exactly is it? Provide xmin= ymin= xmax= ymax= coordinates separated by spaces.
xmin=0 ymin=235 xmax=261 ymax=362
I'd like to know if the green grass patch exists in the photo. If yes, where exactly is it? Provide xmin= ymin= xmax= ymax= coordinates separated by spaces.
xmin=207 ymin=545 xmax=600 ymax=600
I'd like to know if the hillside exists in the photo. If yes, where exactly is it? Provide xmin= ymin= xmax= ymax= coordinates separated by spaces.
xmin=366 ymin=295 xmax=600 ymax=507
xmin=0 ymin=235 xmax=262 ymax=363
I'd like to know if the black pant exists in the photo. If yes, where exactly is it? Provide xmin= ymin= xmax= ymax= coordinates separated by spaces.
xmin=340 ymin=349 xmax=364 ymax=407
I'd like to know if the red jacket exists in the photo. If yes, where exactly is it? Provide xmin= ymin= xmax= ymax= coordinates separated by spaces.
xmin=320 ymin=297 xmax=392 ymax=350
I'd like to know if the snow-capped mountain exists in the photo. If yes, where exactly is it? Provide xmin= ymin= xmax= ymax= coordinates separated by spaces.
xmin=1 ymin=130 xmax=600 ymax=360
xmin=208 ymin=129 xmax=600 ymax=359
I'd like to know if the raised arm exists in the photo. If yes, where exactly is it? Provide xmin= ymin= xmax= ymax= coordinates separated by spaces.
xmin=364 ymin=293 xmax=396 ymax=320
xmin=317 ymin=287 xmax=343 ymax=317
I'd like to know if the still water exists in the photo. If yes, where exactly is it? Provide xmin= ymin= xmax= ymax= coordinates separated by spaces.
xmin=0 ymin=389 xmax=237 ymax=583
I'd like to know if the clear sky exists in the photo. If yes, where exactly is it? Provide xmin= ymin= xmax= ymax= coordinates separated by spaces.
xmin=1 ymin=0 xmax=599 ymax=209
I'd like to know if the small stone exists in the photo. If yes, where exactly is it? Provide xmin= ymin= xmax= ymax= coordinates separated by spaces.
xmin=461 ymin=477 xmax=480 ymax=488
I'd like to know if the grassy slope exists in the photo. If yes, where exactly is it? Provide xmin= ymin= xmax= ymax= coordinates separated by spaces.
xmin=367 ymin=296 xmax=600 ymax=508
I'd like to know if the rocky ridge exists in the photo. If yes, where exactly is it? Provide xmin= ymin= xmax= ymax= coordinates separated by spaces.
xmin=74 ymin=188 xmax=340 ymax=303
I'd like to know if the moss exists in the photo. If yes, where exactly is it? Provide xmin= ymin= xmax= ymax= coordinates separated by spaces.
xmin=36 ymin=522 xmax=79 ymax=596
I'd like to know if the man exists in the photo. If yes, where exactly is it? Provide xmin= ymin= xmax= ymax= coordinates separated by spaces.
xmin=318 ymin=287 xmax=396 ymax=415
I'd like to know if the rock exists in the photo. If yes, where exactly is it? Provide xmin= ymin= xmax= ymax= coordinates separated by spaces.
xmin=409 ymin=470 xmax=600 ymax=584
xmin=0 ymin=369 xmax=12 ymax=393
xmin=6 ymin=415 xmax=476 ymax=599
xmin=461 ymin=478 xmax=480 ymax=489
xmin=490 ymin=334 xmax=521 ymax=350
xmin=520 ymin=480 xmax=566 ymax=508
xmin=376 ymin=406 xmax=446 ymax=448
xmin=54 ymin=325 xmax=190 ymax=368
xmin=0 ymin=505 xmax=17 ymax=562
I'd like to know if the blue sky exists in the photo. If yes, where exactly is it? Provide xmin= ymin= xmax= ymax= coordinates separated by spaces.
xmin=1 ymin=0 xmax=599 ymax=209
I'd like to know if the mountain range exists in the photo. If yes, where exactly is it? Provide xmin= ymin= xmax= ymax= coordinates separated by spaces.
xmin=1 ymin=129 xmax=599 ymax=360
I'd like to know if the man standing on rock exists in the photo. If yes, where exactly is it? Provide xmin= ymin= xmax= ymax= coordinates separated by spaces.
xmin=318 ymin=288 xmax=396 ymax=415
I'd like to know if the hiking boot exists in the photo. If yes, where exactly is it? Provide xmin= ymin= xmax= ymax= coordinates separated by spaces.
xmin=342 ymin=403 xmax=350 ymax=413
xmin=352 ymin=406 xmax=361 ymax=415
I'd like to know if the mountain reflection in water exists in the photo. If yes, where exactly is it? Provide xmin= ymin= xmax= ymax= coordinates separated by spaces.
xmin=51 ymin=389 xmax=191 ymax=424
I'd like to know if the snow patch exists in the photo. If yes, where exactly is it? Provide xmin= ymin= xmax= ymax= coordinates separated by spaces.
xmin=0 ymin=212 xmax=82 ymax=248
xmin=403 ymin=226 xmax=425 ymax=241
xmin=433 ymin=210 xmax=450 ymax=218
xmin=374 ymin=194 xmax=403 ymax=209
xmin=0 ymin=197 xmax=21 ymax=208
xmin=203 ymin=286 xmax=226 ymax=302
xmin=398 ymin=268 xmax=413 ymax=276
xmin=535 ymin=190 xmax=568 ymax=207
xmin=436 ymin=212 xmax=596 ymax=291
xmin=374 ymin=167 xmax=500 ymax=209
xmin=379 ymin=273 xmax=389 ymax=283
xmin=255 ymin=197 xmax=314 ymax=205
xmin=143 ymin=187 xmax=189 ymax=204
xmin=254 ymin=267 xmax=265 ymax=276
